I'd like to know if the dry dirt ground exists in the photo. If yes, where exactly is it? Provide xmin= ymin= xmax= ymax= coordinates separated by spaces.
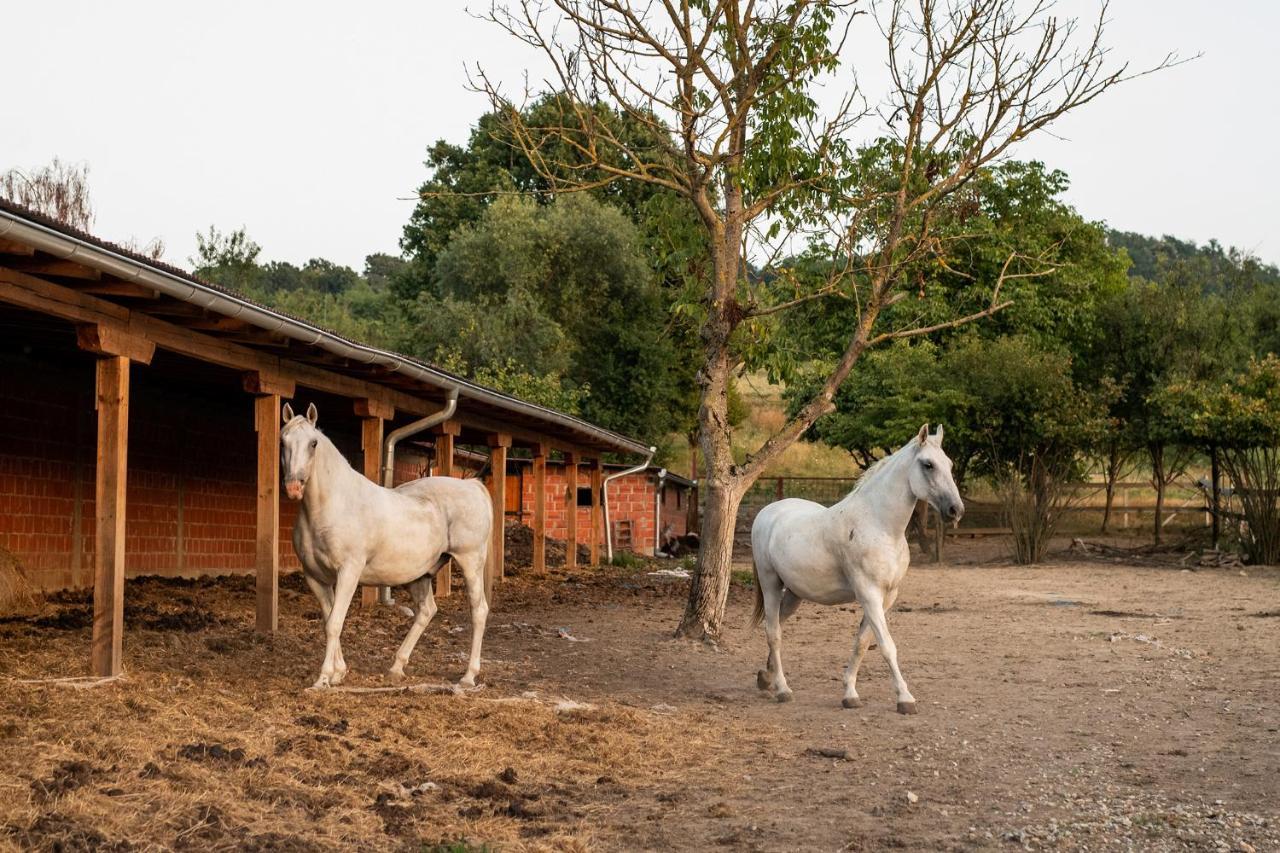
xmin=1 ymin=542 xmax=1278 ymax=852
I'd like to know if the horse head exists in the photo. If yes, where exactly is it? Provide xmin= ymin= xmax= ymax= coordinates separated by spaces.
xmin=907 ymin=423 xmax=964 ymax=523
xmin=280 ymin=402 xmax=321 ymax=500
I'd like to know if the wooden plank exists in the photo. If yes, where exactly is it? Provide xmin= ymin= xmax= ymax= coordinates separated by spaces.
xmin=254 ymin=395 xmax=281 ymax=632
xmin=77 ymin=322 xmax=155 ymax=365
xmin=564 ymin=453 xmax=579 ymax=570
xmin=532 ymin=448 xmax=548 ymax=574
xmin=353 ymin=397 xmax=395 ymax=421
xmin=433 ymin=428 xmax=456 ymax=598
xmin=0 ymin=266 xmax=446 ymax=416
xmin=486 ymin=439 xmax=509 ymax=602
xmin=92 ymin=356 xmax=129 ymax=677
xmin=12 ymin=258 xmax=101 ymax=280
xmin=77 ymin=281 xmax=158 ymax=299
xmin=588 ymin=459 xmax=603 ymax=566
xmin=0 ymin=237 xmax=35 ymax=256
xmin=360 ymin=416 xmax=384 ymax=607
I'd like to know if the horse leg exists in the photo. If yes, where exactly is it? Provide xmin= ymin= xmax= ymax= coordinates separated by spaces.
xmin=755 ymin=569 xmax=793 ymax=702
xmin=313 ymin=568 xmax=359 ymax=690
xmin=454 ymin=548 xmax=489 ymax=687
xmin=842 ymin=587 xmax=897 ymax=709
xmin=301 ymin=572 xmax=347 ymax=684
xmin=758 ymin=588 xmax=802 ymax=689
xmin=856 ymin=584 xmax=916 ymax=714
xmin=388 ymin=574 xmax=438 ymax=679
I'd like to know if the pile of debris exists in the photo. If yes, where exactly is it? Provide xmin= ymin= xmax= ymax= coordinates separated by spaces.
xmin=1068 ymin=538 xmax=1246 ymax=570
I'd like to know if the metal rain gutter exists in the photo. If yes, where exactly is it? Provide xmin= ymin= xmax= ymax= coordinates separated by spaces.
xmin=603 ymin=448 xmax=656 ymax=561
xmin=0 ymin=208 xmax=651 ymax=457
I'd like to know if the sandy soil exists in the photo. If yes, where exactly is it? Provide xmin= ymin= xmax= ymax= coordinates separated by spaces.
xmin=2 ymin=542 xmax=1278 ymax=851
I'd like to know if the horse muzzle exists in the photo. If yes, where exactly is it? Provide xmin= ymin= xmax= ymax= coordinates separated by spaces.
xmin=942 ymin=499 xmax=964 ymax=523
xmin=285 ymin=480 xmax=306 ymax=501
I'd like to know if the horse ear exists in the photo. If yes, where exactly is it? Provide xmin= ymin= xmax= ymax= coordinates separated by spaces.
xmin=281 ymin=403 xmax=294 ymax=424
xmin=306 ymin=403 xmax=319 ymax=425
xmin=934 ymin=424 xmax=944 ymax=445
xmin=916 ymin=423 xmax=929 ymax=446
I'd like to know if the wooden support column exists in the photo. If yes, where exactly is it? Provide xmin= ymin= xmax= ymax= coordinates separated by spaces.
xmin=432 ymin=421 xmax=461 ymax=597
xmin=254 ymin=395 xmax=281 ymax=632
xmin=354 ymin=398 xmax=394 ymax=607
xmin=532 ymin=444 xmax=549 ymax=574
xmin=92 ymin=356 xmax=130 ymax=676
xmin=588 ymin=459 xmax=603 ymax=567
xmin=485 ymin=433 xmax=511 ymax=603
xmin=564 ymin=453 xmax=579 ymax=570
xmin=244 ymin=370 xmax=294 ymax=633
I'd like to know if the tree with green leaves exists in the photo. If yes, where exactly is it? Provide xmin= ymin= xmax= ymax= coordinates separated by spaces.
xmin=1155 ymin=356 xmax=1280 ymax=563
xmin=478 ymin=0 xmax=1170 ymax=640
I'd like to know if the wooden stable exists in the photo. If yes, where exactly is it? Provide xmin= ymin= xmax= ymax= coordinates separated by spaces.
xmin=0 ymin=200 xmax=650 ymax=676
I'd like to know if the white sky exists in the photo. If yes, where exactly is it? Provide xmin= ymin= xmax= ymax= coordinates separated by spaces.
xmin=4 ymin=1 xmax=1277 ymax=271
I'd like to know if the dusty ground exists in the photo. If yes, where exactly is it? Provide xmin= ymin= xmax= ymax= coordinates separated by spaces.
xmin=1 ymin=541 xmax=1278 ymax=851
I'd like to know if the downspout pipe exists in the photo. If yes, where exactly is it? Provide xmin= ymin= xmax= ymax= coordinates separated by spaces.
xmin=382 ymin=389 xmax=458 ymax=488
xmin=372 ymin=388 xmax=458 ymax=607
xmin=603 ymin=447 xmax=656 ymax=562
xmin=653 ymin=469 xmax=667 ymax=556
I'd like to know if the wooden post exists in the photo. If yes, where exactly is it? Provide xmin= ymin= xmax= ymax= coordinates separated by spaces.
xmin=92 ymin=356 xmax=130 ymax=676
xmin=775 ymin=477 xmax=784 ymax=502
xmin=485 ymin=434 xmax=511 ymax=602
xmin=433 ymin=422 xmax=459 ymax=596
xmin=254 ymin=395 xmax=281 ymax=632
xmin=532 ymin=445 xmax=549 ymax=574
xmin=588 ymin=459 xmax=603 ymax=566
xmin=565 ymin=453 xmax=580 ymax=570
xmin=359 ymin=413 xmax=385 ymax=607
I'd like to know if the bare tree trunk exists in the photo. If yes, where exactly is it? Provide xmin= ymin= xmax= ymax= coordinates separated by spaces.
xmin=1150 ymin=444 xmax=1166 ymax=546
xmin=1101 ymin=442 xmax=1121 ymax=534
xmin=677 ymin=477 xmax=744 ymax=641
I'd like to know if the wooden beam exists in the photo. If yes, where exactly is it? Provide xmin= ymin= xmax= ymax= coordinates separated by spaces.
xmin=76 ymin=281 xmax=158 ymax=299
xmin=254 ymin=395 xmax=281 ymax=632
xmin=77 ymin=322 xmax=155 ymax=365
xmin=360 ymin=415 xmax=386 ymax=607
xmin=587 ymin=459 xmax=603 ymax=567
xmin=0 ymin=266 xmax=447 ymax=416
xmin=92 ymin=356 xmax=129 ymax=677
xmin=242 ymin=369 xmax=295 ymax=399
xmin=532 ymin=446 xmax=548 ymax=574
xmin=433 ymin=427 xmax=457 ymax=598
xmin=485 ymin=437 xmax=509 ymax=602
xmin=353 ymin=397 xmax=395 ymax=421
xmin=11 ymin=258 xmax=101 ymax=280
xmin=564 ymin=453 xmax=580 ymax=571
xmin=0 ymin=237 xmax=35 ymax=256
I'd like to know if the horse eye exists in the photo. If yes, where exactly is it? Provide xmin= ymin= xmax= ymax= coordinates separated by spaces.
xmin=921 ymin=460 xmax=934 ymax=471
xmin=309 ymin=439 xmax=318 ymax=449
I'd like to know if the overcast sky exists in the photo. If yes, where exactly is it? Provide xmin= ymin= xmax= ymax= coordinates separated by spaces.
xmin=4 ymin=1 xmax=1277 ymax=271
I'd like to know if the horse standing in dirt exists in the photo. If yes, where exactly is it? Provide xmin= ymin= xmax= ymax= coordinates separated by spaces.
xmin=751 ymin=425 xmax=963 ymax=713
xmin=279 ymin=403 xmax=492 ymax=689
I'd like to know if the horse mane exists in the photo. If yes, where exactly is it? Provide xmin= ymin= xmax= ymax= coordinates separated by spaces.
xmin=842 ymin=440 xmax=916 ymax=502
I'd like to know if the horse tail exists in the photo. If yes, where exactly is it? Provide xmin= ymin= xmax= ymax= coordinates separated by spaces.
xmin=750 ymin=558 xmax=765 ymax=628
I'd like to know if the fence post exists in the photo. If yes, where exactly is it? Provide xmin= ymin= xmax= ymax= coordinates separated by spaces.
xmin=775 ymin=477 xmax=784 ymax=502
xmin=1211 ymin=447 xmax=1221 ymax=548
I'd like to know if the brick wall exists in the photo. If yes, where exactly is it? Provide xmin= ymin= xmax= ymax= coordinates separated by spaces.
xmin=0 ymin=350 xmax=424 ymax=592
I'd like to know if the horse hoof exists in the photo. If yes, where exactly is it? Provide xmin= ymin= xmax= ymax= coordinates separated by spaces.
xmin=842 ymin=696 xmax=862 ymax=709
xmin=331 ymin=671 xmax=347 ymax=686
xmin=756 ymin=670 xmax=771 ymax=690
xmin=775 ymin=690 xmax=794 ymax=704
xmin=387 ymin=667 xmax=405 ymax=681
xmin=310 ymin=678 xmax=331 ymax=690
xmin=459 ymin=675 xmax=477 ymax=688
xmin=896 ymin=701 xmax=918 ymax=715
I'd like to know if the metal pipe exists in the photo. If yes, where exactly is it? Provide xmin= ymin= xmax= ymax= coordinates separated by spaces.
xmin=383 ymin=389 xmax=458 ymax=487
xmin=0 ymin=207 xmax=652 ymax=457
xmin=653 ymin=469 xmax=667 ymax=556
xmin=602 ymin=446 xmax=656 ymax=562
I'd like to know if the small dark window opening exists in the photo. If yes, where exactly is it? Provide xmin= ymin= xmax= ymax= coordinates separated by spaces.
xmin=576 ymin=486 xmax=593 ymax=507
xmin=676 ymin=488 xmax=683 ymax=509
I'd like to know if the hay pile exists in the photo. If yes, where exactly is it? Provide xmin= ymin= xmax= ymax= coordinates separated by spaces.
xmin=0 ymin=543 xmax=35 ymax=616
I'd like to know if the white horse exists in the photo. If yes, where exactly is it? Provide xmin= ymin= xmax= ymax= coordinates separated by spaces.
xmin=280 ymin=403 xmax=492 ymax=689
xmin=750 ymin=424 xmax=963 ymax=713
